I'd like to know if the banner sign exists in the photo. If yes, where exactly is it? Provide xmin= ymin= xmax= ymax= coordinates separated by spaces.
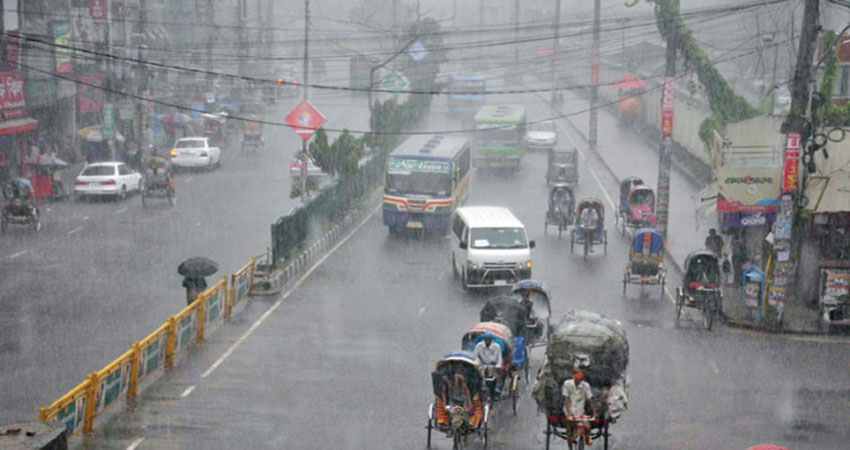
xmin=174 ymin=312 xmax=197 ymax=353
xmin=745 ymin=282 xmax=761 ymax=308
xmin=101 ymin=102 xmax=115 ymax=138
xmin=233 ymin=270 xmax=250 ymax=307
xmin=52 ymin=22 xmax=73 ymax=74
xmin=56 ymin=395 xmax=86 ymax=437
xmin=138 ymin=333 xmax=166 ymax=380
xmin=782 ymin=132 xmax=802 ymax=192
xmin=89 ymin=0 xmax=107 ymax=20
xmin=387 ymin=158 xmax=450 ymax=174
xmin=94 ymin=361 xmax=130 ymax=416
xmin=77 ymin=73 xmax=104 ymax=114
xmin=821 ymin=269 xmax=850 ymax=305
xmin=661 ymin=77 xmax=675 ymax=137
xmin=7 ymin=30 xmax=20 ymax=67
xmin=0 ymin=72 xmax=27 ymax=119
xmin=716 ymin=166 xmax=781 ymax=212
xmin=205 ymin=287 xmax=223 ymax=324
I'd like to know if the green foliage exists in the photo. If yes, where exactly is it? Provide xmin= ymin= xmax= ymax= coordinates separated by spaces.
xmin=650 ymin=0 xmax=759 ymax=137
xmin=815 ymin=29 xmax=850 ymax=127
xmin=698 ymin=115 xmax=721 ymax=151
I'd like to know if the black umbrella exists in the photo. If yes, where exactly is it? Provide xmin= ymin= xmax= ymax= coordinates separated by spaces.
xmin=178 ymin=257 xmax=218 ymax=277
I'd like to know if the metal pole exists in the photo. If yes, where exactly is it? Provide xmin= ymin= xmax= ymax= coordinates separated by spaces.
xmin=588 ymin=0 xmax=601 ymax=151
xmin=514 ymin=0 xmax=520 ymax=82
xmin=656 ymin=0 xmax=678 ymax=239
xmin=550 ymin=0 xmax=561 ymax=105
xmin=301 ymin=0 xmax=311 ymax=203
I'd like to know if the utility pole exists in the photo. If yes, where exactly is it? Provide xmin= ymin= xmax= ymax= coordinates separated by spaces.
xmin=782 ymin=0 xmax=820 ymax=136
xmin=655 ymin=0 xmax=679 ymax=239
xmin=550 ymin=0 xmax=562 ymax=104
xmin=588 ymin=0 xmax=601 ymax=151
xmin=206 ymin=0 xmax=214 ymax=72
xmin=237 ymin=0 xmax=245 ymax=78
xmin=513 ymin=0 xmax=520 ymax=82
xmin=479 ymin=0 xmax=484 ymax=28
xmin=300 ymin=0 xmax=311 ymax=203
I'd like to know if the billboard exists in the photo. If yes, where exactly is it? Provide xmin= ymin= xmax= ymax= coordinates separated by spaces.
xmin=0 ymin=71 xmax=28 ymax=119
xmin=52 ymin=22 xmax=73 ymax=74
xmin=716 ymin=165 xmax=781 ymax=212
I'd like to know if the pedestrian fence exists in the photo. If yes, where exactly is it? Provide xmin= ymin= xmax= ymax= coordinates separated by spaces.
xmin=38 ymin=251 xmax=268 ymax=438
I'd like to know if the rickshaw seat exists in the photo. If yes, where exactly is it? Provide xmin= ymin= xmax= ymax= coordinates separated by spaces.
xmin=688 ymin=282 xmax=716 ymax=290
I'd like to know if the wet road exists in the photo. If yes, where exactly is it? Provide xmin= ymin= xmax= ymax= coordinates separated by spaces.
xmin=77 ymin=80 xmax=850 ymax=449
xmin=0 ymin=57 xmax=372 ymax=422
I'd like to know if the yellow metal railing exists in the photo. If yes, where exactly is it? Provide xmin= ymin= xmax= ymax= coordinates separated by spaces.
xmin=40 ymin=255 xmax=264 ymax=436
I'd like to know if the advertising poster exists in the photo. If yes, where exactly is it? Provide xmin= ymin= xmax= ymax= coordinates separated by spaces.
xmin=716 ymin=166 xmax=781 ymax=212
xmin=0 ymin=72 xmax=27 ymax=118
xmin=94 ymin=362 xmax=130 ymax=415
xmin=52 ymin=22 xmax=73 ymax=74
xmin=175 ymin=313 xmax=197 ymax=353
xmin=782 ymin=132 xmax=802 ymax=192
xmin=206 ymin=288 xmax=222 ymax=324
xmin=77 ymin=73 xmax=104 ymax=114
xmin=57 ymin=396 xmax=86 ymax=437
xmin=6 ymin=30 xmax=20 ymax=67
xmin=139 ymin=334 xmax=166 ymax=380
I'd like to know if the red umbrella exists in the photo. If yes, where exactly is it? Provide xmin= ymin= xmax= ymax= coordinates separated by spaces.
xmin=612 ymin=74 xmax=646 ymax=89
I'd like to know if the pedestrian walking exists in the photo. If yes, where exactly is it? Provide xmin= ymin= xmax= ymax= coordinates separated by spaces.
xmin=732 ymin=234 xmax=748 ymax=286
xmin=705 ymin=228 xmax=725 ymax=256
xmin=182 ymin=275 xmax=208 ymax=306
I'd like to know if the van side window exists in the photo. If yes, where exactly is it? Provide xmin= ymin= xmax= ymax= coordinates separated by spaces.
xmin=452 ymin=215 xmax=465 ymax=240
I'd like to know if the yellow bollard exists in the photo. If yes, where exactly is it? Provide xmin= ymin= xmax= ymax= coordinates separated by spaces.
xmin=128 ymin=342 xmax=141 ymax=399
xmin=82 ymin=372 xmax=98 ymax=434
xmin=165 ymin=317 xmax=176 ymax=369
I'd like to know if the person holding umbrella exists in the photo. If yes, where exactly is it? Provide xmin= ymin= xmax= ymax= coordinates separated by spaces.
xmin=178 ymin=257 xmax=218 ymax=305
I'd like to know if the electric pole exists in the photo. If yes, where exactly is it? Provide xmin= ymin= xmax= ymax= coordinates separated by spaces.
xmin=655 ymin=0 xmax=679 ymax=239
xmin=300 ymin=0 xmax=311 ymax=203
xmin=588 ymin=0 xmax=601 ymax=151
xmin=550 ymin=0 xmax=562 ymax=105
xmin=514 ymin=0 xmax=520 ymax=82
xmin=782 ymin=0 xmax=820 ymax=136
xmin=206 ymin=0 xmax=214 ymax=72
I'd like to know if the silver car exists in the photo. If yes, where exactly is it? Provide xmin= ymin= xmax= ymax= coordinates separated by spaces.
xmin=526 ymin=120 xmax=559 ymax=151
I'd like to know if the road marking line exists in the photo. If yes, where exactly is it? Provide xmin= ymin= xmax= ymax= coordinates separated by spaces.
xmin=201 ymin=204 xmax=379 ymax=379
xmin=127 ymin=437 xmax=145 ymax=450
xmin=418 ymin=307 xmax=426 ymax=318
xmin=184 ymin=177 xmax=194 ymax=184
xmin=9 ymin=250 xmax=28 ymax=259
xmin=709 ymin=360 xmax=720 ymax=375
xmin=115 ymin=207 xmax=128 ymax=215
xmin=664 ymin=286 xmax=676 ymax=305
xmin=180 ymin=385 xmax=196 ymax=398
xmin=68 ymin=226 xmax=84 ymax=235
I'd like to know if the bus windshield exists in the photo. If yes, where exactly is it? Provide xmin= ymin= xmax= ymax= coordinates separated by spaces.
xmin=475 ymin=124 xmax=518 ymax=145
xmin=385 ymin=158 xmax=452 ymax=197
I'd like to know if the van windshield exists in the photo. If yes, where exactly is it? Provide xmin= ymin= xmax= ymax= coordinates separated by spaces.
xmin=470 ymin=227 xmax=527 ymax=249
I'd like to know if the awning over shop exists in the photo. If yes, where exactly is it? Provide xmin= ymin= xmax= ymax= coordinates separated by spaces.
xmin=805 ymin=169 xmax=850 ymax=213
xmin=0 ymin=117 xmax=38 ymax=136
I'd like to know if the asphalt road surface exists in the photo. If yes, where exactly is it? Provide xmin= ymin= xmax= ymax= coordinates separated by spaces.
xmin=0 ymin=62 xmax=372 ymax=423
xmin=72 ymin=81 xmax=850 ymax=449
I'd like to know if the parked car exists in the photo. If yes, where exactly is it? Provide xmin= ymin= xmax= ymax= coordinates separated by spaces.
xmin=74 ymin=162 xmax=142 ymax=200
xmin=169 ymin=137 xmax=222 ymax=170
xmin=526 ymin=120 xmax=558 ymax=151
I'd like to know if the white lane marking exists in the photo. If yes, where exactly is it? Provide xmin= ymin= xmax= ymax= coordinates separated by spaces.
xmin=184 ymin=177 xmax=194 ymax=184
xmin=202 ymin=204 xmax=379 ymax=379
xmin=709 ymin=360 xmax=720 ymax=375
xmin=180 ymin=385 xmax=196 ymax=398
xmin=115 ymin=207 xmax=128 ymax=215
xmin=418 ymin=307 xmax=426 ymax=318
xmin=83 ymin=216 xmax=91 ymax=221
xmin=664 ymin=286 xmax=676 ymax=305
xmin=67 ymin=226 xmax=84 ymax=235
xmin=127 ymin=437 xmax=145 ymax=450
xmin=9 ymin=250 xmax=28 ymax=259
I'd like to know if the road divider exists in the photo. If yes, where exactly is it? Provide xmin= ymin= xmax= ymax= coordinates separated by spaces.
xmin=39 ymin=251 xmax=266 ymax=438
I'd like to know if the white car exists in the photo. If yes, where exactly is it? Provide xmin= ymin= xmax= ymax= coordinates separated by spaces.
xmin=289 ymin=155 xmax=328 ymax=183
xmin=169 ymin=137 xmax=222 ymax=170
xmin=74 ymin=162 xmax=142 ymax=200
xmin=526 ymin=120 xmax=559 ymax=151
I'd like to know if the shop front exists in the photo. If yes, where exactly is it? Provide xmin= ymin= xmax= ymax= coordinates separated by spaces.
xmin=0 ymin=71 xmax=39 ymax=184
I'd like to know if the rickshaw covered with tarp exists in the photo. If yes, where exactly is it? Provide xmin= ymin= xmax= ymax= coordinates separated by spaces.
xmin=461 ymin=322 xmax=521 ymax=414
xmin=426 ymin=351 xmax=489 ymax=449
xmin=622 ymin=228 xmax=665 ymax=297
xmin=203 ymin=113 xmax=225 ymax=146
xmin=241 ymin=116 xmax=264 ymax=153
xmin=141 ymin=155 xmax=175 ymax=206
xmin=675 ymin=250 xmax=722 ymax=330
xmin=511 ymin=280 xmax=551 ymax=352
xmin=546 ymin=147 xmax=579 ymax=186
xmin=545 ymin=183 xmax=575 ymax=238
xmin=532 ymin=310 xmax=629 ymax=450
xmin=617 ymin=184 xmax=656 ymax=234
xmin=571 ymin=198 xmax=607 ymax=259
xmin=480 ymin=296 xmax=530 ymax=380
xmin=1 ymin=178 xmax=40 ymax=232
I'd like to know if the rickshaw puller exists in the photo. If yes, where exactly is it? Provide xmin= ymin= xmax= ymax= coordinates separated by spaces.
xmin=563 ymin=366 xmax=597 ymax=446
xmin=474 ymin=333 xmax=503 ymax=393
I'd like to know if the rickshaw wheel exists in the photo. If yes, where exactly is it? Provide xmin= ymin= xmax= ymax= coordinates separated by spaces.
xmin=570 ymin=231 xmax=575 ymax=253
xmin=545 ymin=422 xmax=552 ymax=450
xmin=622 ymin=274 xmax=627 ymax=296
xmin=703 ymin=297 xmax=715 ymax=330
xmin=583 ymin=237 xmax=590 ymax=259
xmin=1 ymin=217 xmax=7 ymax=233
xmin=523 ymin=356 xmax=530 ymax=382
xmin=602 ymin=423 xmax=610 ymax=450
xmin=544 ymin=214 xmax=548 ymax=235
xmin=426 ymin=418 xmax=433 ymax=448
xmin=604 ymin=231 xmax=608 ymax=254
xmin=31 ymin=211 xmax=40 ymax=232
xmin=558 ymin=221 xmax=564 ymax=239
xmin=482 ymin=421 xmax=488 ymax=448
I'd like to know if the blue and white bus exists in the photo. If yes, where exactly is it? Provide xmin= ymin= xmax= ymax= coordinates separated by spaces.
xmin=383 ymin=134 xmax=471 ymax=234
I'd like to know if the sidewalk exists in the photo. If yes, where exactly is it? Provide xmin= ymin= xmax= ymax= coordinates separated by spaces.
xmin=548 ymin=88 xmax=822 ymax=334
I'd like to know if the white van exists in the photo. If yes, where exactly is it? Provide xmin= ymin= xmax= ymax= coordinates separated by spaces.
xmin=450 ymin=206 xmax=535 ymax=290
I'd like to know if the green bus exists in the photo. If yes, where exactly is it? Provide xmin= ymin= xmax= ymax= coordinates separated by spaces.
xmin=472 ymin=104 xmax=527 ymax=169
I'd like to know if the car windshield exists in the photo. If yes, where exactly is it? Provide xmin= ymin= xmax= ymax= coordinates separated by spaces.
xmin=81 ymin=166 xmax=115 ymax=176
xmin=530 ymin=121 xmax=555 ymax=133
xmin=470 ymin=228 xmax=527 ymax=249
xmin=176 ymin=139 xmax=205 ymax=148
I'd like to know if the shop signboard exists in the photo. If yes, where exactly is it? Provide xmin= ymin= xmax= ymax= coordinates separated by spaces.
xmin=101 ymin=103 xmax=115 ymax=139
xmin=782 ymin=132 xmax=802 ymax=192
xmin=89 ymin=0 xmax=107 ymax=20
xmin=52 ymin=22 xmax=73 ymax=74
xmin=0 ymin=71 xmax=28 ymax=119
xmin=716 ymin=165 xmax=781 ymax=212
xmin=77 ymin=73 xmax=104 ymax=114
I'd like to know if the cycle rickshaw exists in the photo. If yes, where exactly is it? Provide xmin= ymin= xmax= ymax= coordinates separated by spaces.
xmin=140 ymin=155 xmax=175 ymax=206
xmin=531 ymin=310 xmax=629 ymax=450
xmin=571 ymin=198 xmax=607 ymax=259
xmin=546 ymin=147 xmax=579 ymax=187
xmin=427 ymin=351 xmax=489 ymax=449
xmin=461 ymin=322 xmax=520 ymax=415
xmin=1 ymin=178 xmax=40 ymax=232
xmin=675 ymin=249 xmax=722 ymax=330
xmin=622 ymin=228 xmax=666 ymax=297
xmin=616 ymin=181 xmax=656 ymax=236
xmin=480 ymin=295 xmax=532 ymax=382
xmin=545 ymin=183 xmax=575 ymax=238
